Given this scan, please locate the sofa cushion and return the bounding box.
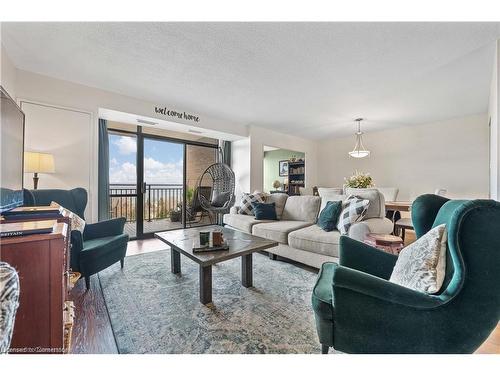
[299,187,314,196]
[317,187,343,196]
[320,193,347,212]
[264,193,288,219]
[211,191,231,207]
[81,234,129,260]
[281,195,321,223]
[252,221,313,244]
[345,188,385,219]
[223,214,273,233]
[288,224,341,257]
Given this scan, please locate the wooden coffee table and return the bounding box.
[154,225,278,305]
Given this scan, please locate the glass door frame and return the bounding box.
[108,125,219,240]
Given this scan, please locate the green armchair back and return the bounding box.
[24,187,87,219]
[24,188,129,289]
[312,194,500,353]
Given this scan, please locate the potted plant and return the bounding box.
[169,202,182,222]
[344,171,374,189]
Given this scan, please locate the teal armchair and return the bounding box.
[24,188,129,290]
[312,194,500,353]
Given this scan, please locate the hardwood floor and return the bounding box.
[70,274,118,354]
[69,238,500,354]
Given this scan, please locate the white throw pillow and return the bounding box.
[317,187,343,197]
[51,201,86,233]
[390,224,447,294]
[337,196,370,235]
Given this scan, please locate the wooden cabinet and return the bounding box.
[0,221,74,353]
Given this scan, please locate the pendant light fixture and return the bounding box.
[348,118,370,158]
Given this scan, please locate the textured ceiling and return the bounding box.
[2,22,500,139]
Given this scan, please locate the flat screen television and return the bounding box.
[0,85,25,213]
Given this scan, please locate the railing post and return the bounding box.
[148,184,152,222]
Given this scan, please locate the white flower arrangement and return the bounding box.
[344,171,374,189]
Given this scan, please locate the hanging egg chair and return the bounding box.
[197,162,235,214]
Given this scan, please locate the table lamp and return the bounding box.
[24,152,55,189]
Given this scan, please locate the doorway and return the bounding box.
[108,126,217,239]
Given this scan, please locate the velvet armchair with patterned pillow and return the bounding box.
[24,188,129,290]
[312,194,500,353]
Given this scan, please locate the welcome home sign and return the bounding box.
[155,106,200,123]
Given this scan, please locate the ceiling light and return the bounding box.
[348,118,371,158]
[188,129,203,134]
[137,118,158,126]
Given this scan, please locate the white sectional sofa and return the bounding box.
[223,191,393,269]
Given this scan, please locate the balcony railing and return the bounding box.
[109,183,183,222]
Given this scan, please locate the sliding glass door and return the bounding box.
[108,126,218,239]
[109,131,138,238]
[141,137,184,235]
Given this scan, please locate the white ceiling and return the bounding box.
[2,22,500,139]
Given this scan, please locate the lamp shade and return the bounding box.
[24,152,55,173]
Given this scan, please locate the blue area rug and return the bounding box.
[99,250,322,353]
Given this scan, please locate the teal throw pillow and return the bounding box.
[251,202,278,220]
[318,201,342,232]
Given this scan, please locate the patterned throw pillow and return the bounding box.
[51,201,86,233]
[390,224,447,294]
[337,195,370,235]
[238,193,266,215]
[0,262,20,353]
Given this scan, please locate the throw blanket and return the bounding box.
[0,262,20,353]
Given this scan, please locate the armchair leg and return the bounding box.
[120,258,125,269]
[85,276,90,290]
[321,344,329,354]
[269,253,278,260]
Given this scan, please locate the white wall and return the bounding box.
[0,44,17,98]
[12,69,248,222]
[231,138,251,200]
[248,125,318,193]
[22,101,93,218]
[318,113,489,201]
[489,40,500,200]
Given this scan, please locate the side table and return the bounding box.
[364,233,404,255]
